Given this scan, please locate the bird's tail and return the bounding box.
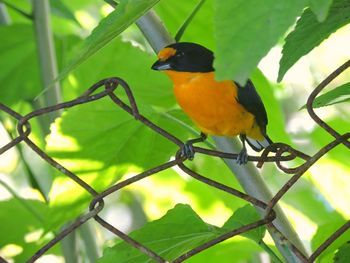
[246,135,273,152]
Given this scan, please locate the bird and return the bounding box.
[151,42,272,164]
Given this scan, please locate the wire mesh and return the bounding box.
[0,60,350,263]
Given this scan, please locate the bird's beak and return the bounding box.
[151,60,172,71]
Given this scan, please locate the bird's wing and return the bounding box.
[235,80,268,133]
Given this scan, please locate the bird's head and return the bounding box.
[151,42,214,73]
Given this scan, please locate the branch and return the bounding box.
[135,9,308,262]
[32,0,61,134]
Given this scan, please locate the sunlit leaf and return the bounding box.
[0,199,54,262]
[97,204,218,262]
[213,0,307,84]
[60,0,160,77]
[63,37,175,108]
[186,239,263,263]
[222,205,266,243]
[278,0,350,82]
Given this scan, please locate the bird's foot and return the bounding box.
[180,133,207,161]
[237,148,248,165]
[181,142,195,160]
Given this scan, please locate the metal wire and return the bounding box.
[0,60,349,263]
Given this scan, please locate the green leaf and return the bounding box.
[310,0,333,21]
[312,219,350,262]
[63,38,175,108]
[278,0,350,82]
[97,204,217,262]
[0,24,41,105]
[60,0,159,78]
[50,0,80,26]
[222,205,266,243]
[186,239,263,263]
[301,82,350,109]
[213,0,307,84]
[175,0,206,42]
[0,199,53,262]
[45,38,191,232]
[334,241,350,263]
[155,0,215,49]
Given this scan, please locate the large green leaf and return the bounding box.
[213,0,307,84]
[46,101,185,172]
[0,25,41,105]
[60,0,160,77]
[278,0,350,82]
[98,204,218,262]
[310,0,333,21]
[222,205,266,243]
[45,37,189,232]
[98,204,265,263]
[62,37,175,108]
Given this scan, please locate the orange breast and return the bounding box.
[165,71,259,137]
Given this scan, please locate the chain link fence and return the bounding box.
[1,60,350,263]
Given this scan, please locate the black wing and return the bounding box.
[235,80,268,134]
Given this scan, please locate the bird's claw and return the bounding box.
[181,142,195,160]
[237,148,248,165]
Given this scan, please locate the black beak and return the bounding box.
[151,60,172,71]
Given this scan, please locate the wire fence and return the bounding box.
[1,60,350,263]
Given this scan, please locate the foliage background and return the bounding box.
[0,0,350,262]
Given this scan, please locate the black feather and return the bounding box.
[235,80,268,134]
[163,42,214,72]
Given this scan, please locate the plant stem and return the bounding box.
[60,225,78,263]
[0,2,11,24]
[32,0,61,134]
[136,11,175,52]
[79,222,99,263]
[135,10,308,262]
[32,1,80,262]
[259,239,284,263]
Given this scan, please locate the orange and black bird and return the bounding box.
[151,42,272,164]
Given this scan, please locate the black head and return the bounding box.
[151,42,214,73]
